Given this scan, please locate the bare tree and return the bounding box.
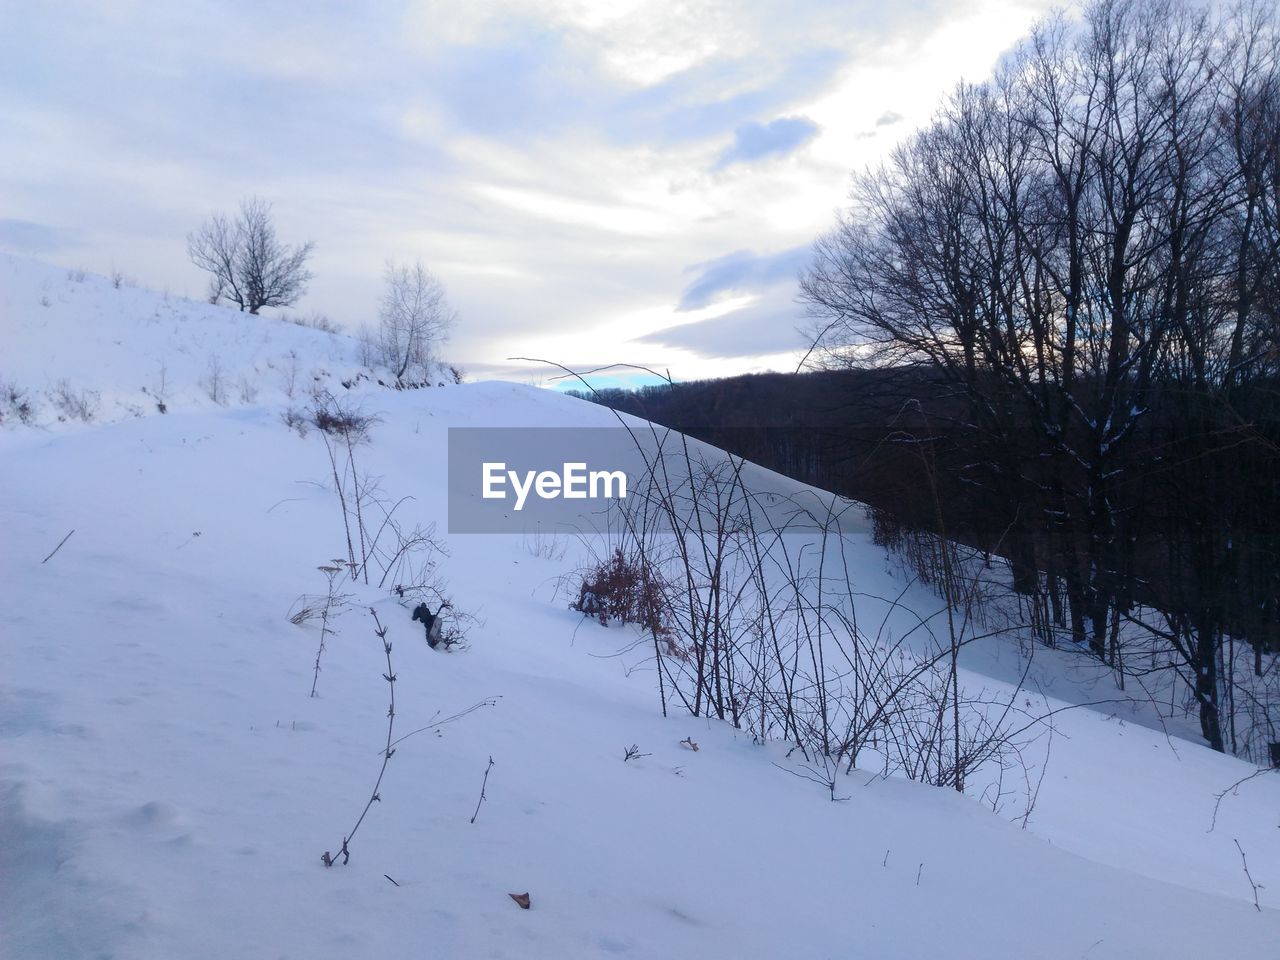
[799,0,1280,758]
[378,260,455,381]
[188,197,314,314]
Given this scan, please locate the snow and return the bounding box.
[2,257,1279,958]
[0,254,370,427]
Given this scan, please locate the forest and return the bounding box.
[579,0,1280,764]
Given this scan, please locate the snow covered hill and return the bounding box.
[0,254,382,429]
[2,260,1278,958]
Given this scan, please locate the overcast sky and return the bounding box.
[1,0,1053,386]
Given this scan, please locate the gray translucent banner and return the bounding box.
[449,427,649,534]
[447,426,868,536]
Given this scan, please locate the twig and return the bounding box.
[1020,711,1055,829]
[470,756,494,824]
[310,563,348,698]
[384,698,499,752]
[1209,768,1274,832]
[769,760,851,801]
[41,529,75,564]
[1233,838,1263,911]
[384,874,400,887]
[175,531,202,550]
[915,863,923,886]
[321,607,396,867]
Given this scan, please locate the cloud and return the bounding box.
[633,295,806,358]
[641,245,813,360]
[0,219,77,254]
[714,116,821,169]
[417,29,597,138]
[418,32,843,149]
[853,110,904,140]
[678,246,809,311]
[617,52,841,145]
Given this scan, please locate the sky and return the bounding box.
[0,0,1054,386]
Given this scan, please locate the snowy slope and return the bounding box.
[2,263,1279,959]
[0,254,373,428]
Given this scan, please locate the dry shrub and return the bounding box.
[572,548,669,638]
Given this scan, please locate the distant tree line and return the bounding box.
[582,0,1280,761]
